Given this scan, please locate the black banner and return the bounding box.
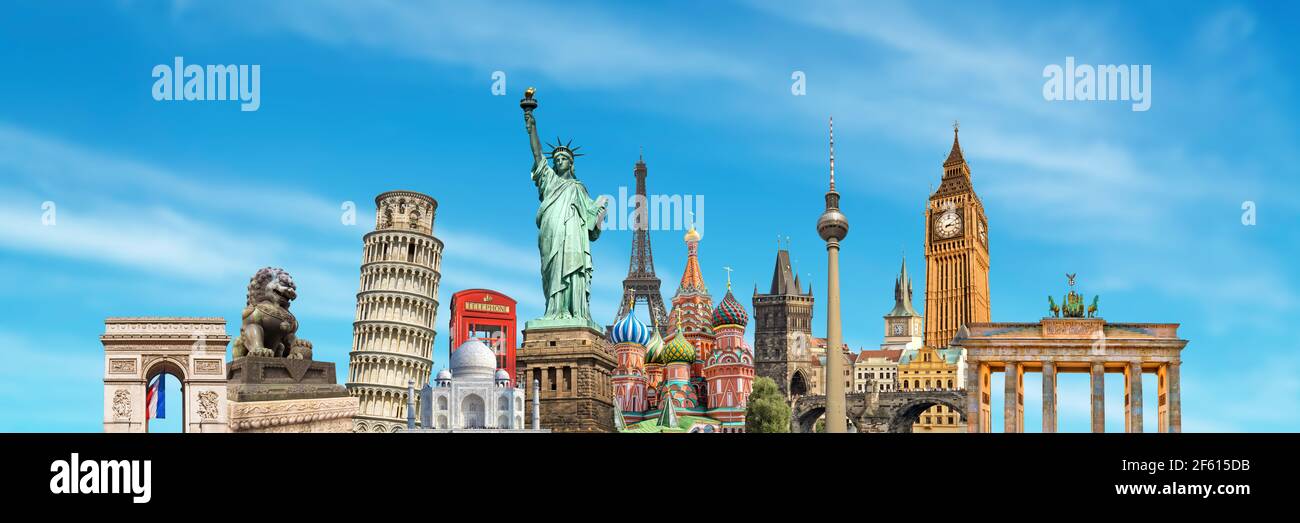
[1,433,1291,511]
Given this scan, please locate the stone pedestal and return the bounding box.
[226,357,358,433]
[517,325,616,433]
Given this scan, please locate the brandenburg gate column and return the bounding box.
[1041,360,1057,433]
[1089,362,1105,433]
[1157,364,1169,433]
[1166,361,1181,433]
[1125,361,1143,433]
[1016,363,1024,432]
[979,364,991,432]
[1003,362,1022,433]
[961,359,977,431]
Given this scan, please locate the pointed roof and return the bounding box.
[659,395,679,427]
[934,123,976,197]
[768,249,801,295]
[613,397,627,431]
[887,254,920,317]
[943,123,966,167]
[678,226,707,293]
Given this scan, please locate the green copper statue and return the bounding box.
[521,87,607,330]
[1053,273,1099,319]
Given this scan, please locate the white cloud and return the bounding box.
[0,193,278,280]
[181,0,757,88]
[0,124,349,235]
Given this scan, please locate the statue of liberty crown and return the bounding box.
[545,137,584,159]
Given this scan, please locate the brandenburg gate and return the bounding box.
[952,317,1187,433]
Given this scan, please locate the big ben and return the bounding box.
[924,123,991,349]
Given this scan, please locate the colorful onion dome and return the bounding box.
[644,328,665,365]
[661,323,697,364]
[609,301,653,347]
[711,289,749,328]
[684,224,701,243]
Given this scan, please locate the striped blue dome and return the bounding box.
[610,303,653,347]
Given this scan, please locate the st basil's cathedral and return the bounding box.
[609,225,757,432]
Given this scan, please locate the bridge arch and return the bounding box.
[887,395,967,433]
[791,391,968,433]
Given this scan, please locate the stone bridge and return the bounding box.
[791,390,967,433]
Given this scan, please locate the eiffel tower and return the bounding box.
[612,153,669,335]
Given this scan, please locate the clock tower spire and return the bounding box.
[923,123,990,349]
[883,253,924,351]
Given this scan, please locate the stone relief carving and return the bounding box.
[197,391,220,420]
[109,359,136,373]
[194,359,222,374]
[112,389,132,420]
[227,397,359,432]
[1042,319,1104,337]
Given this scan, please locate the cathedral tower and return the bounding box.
[347,191,443,433]
[666,224,714,404]
[703,276,755,430]
[752,247,814,398]
[924,125,991,349]
[883,254,924,351]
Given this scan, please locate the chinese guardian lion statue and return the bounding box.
[231,267,313,360]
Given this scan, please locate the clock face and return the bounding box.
[935,210,961,238]
[978,221,987,243]
[892,323,905,336]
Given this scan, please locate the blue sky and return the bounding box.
[0,0,1296,432]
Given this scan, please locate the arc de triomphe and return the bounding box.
[101,317,231,433]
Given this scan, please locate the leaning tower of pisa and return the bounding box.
[346,190,443,433]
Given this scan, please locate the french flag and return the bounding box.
[146,375,165,420]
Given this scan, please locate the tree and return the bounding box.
[745,376,791,433]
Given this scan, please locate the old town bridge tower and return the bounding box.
[753,248,814,398]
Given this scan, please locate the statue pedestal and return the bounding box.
[518,325,616,433]
[226,357,358,433]
[523,316,605,333]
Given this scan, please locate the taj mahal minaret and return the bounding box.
[346,191,444,433]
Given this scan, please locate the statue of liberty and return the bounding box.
[521,87,607,330]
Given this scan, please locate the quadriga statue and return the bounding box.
[231,267,313,360]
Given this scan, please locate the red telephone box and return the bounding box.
[448,289,518,382]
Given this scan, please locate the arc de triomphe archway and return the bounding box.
[102,317,231,433]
